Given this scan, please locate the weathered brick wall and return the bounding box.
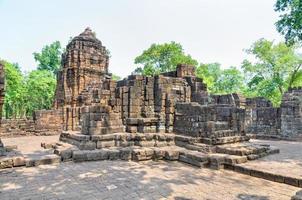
[0,110,62,137]
[78,64,206,135]
[245,97,281,135]
[281,87,302,138]
[174,93,246,138]
[33,109,62,132]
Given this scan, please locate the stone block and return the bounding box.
[153,148,165,160]
[233,165,251,175]
[78,141,96,150]
[284,176,300,187]
[86,150,109,161]
[13,156,25,167]
[120,147,132,160]
[97,140,115,149]
[26,155,60,167]
[274,175,285,183]
[108,149,120,160]
[164,150,179,161]
[0,158,13,169]
[73,150,88,162]
[178,155,206,167]
[137,141,155,147]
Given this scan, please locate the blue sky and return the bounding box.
[0,0,283,78]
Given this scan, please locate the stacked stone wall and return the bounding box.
[0,110,62,137]
[281,87,302,138]
[245,97,281,135]
[174,93,246,138]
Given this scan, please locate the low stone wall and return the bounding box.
[281,88,302,138]
[245,97,281,136]
[0,109,62,137]
[174,101,245,138]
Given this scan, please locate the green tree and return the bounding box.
[214,67,244,94]
[33,41,62,74]
[134,42,198,76]
[197,63,221,93]
[1,60,25,118]
[197,63,244,94]
[23,70,56,116]
[242,39,302,106]
[112,74,121,81]
[275,0,302,45]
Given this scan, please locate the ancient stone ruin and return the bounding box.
[281,88,302,139]
[1,28,302,183]
[38,28,280,170]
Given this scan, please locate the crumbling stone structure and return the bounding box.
[174,93,247,145]
[54,28,279,171]
[54,27,110,131]
[244,97,281,136]
[0,110,62,137]
[281,87,302,139]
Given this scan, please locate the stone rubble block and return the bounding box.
[12,156,25,167]
[120,147,133,160]
[291,190,302,200]
[25,155,60,167]
[0,157,13,169]
[164,149,179,161]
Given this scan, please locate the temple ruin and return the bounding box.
[0,28,302,189]
[45,28,282,169]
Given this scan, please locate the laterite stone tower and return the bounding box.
[54,27,110,130]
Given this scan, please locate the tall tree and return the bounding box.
[275,0,302,45]
[23,70,56,116]
[242,39,302,105]
[1,60,25,118]
[134,42,198,76]
[197,63,244,94]
[33,41,62,74]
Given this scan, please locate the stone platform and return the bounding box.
[3,135,302,190]
[56,131,281,179]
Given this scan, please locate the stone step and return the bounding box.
[71,146,183,162]
[215,144,278,156]
[25,154,61,167]
[0,154,61,169]
[89,126,125,135]
[178,151,209,167]
[225,164,302,188]
[211,130,241,138]
[202,136,250,145]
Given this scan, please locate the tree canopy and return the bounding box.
[33,41,62,75]
[134,42,198,76]
[275,0,302,45]
[242,38,302,105]
[1,60,56,118]
[196,63,244,94]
